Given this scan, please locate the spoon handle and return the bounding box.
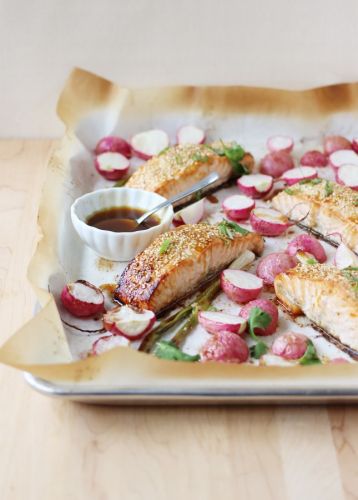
[136,172,220,225]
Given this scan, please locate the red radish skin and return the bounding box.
[272,332,309,360]
[131,129,169,160]
[260,151,294,178]
[222,195,255,221]
[91,335,129,356]
[334,242,358,269]
[198,311,247,335]
[287,234,327,263]
[239,299,279,336]
[330,357,349,364]
[95,136,131,158]
[95,152,130,181]
[177,125,205,145]
[220,269,263,304]
[300,150,328,167]
[324,135,352,155]
[281,166,318,185]
[201,331,249,363]
[249,208,290,237]
[256,252,296,285]
[173,199,205,226]
[267,135,294,154]
[336,165,358,190]
[237,174,273,198]
[352,138,358,154]
[103,305,156,340]
[61,280,105,317]
[329,150,358,170]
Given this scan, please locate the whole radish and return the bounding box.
[256,252,296,285]
[324,135,352,155]
[201,331,249,363]
[272,332,309,360]
[287,234,327,263]
[95,136,131,158]
[61,280,105,317]
[300,150,328,167]
[260,151,294,178]
[239,298,279,336]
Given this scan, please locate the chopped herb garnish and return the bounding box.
[284,188,296,195]
[306,257,318,265]
[113,178,128,187]
[248,307,271,340]
[324,180,334,197]
[298,339,321,365]
[299,178,322,185]
[354,198,358,206]
[159,238,172,254]
[158,146,170,156]
[154,341,200,362]
[250,341,268,359]
[206,305,219,312]
[218,220,249,240]
[341,267,358,295]
[191,153,209,163]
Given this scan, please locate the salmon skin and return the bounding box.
[274,263,358,351]
[115,223,264,313]
[271,179,358,253]
[126,143,254,203]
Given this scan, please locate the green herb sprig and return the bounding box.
[218,220,249,240]
[211,140,248,177]
[247,307,271,359]
[298,339,321,365]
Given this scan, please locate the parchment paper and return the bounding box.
[1,67,358,387]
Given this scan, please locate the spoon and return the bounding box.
[129,172,220,230]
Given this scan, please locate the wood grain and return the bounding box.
[0,140,356,500]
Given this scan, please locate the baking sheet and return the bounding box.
[1,67,358,399]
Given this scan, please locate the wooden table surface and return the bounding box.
[0,139,357,500]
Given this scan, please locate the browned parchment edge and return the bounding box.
[1,66,358,385]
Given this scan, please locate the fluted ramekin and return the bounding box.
[71,187,173,261]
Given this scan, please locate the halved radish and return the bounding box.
[198,311,247,335]
[61,280,105,318]
[329,150,358,170]
[352,138,358,154]
[256,252,296,285]
[201,331,249,363]
[95,136,131,158]
[260,151,294,178]
[281,166,318,185]
[267,135,294,153]
[336,165,358,190]
[237,174,273,198]
[324,135,352,155]
[95,152,130,181]
[287,234,327,263]
[222,195,255,221]
[177,125,205,145]
[300,150,328,167]
[103,305,156,340]
[249,208,289,236]
[272,332,309,360]
[334,242,358,269]
[131,129,169,160]
[220,269,263,304]
[239,299,279,336]
[92,334,129,356]
[173,199,205,226]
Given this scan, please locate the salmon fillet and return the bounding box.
[115,223,264,313]
[274,263,358,351]
[271,179,358,253]
[126,143,254,202]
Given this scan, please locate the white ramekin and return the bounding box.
[71,187,173,261]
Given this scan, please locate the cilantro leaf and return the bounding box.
[154,341,200,362]
[298,339,321,365]
[248,307,271,340]
[159,238,172,254]
[324,180,334,197]
[218,220,249,240]
[213,140,248,177]
[250,341,268,359]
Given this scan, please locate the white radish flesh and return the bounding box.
[267,135,294,153]
[95,136,131,158]
[281,166,318,185]
[95,152,130,180]
[334,242,358,269]
[177,125,205,145]
[221,269,263,304]
[61,280,104,317]
[260,151,294,178]
[324,135,352,155]
[222,195,255,221]
[249,208,289,236]
[198,311,247,335]
[173,199,205,226]
[300,150,328,167]
[103,305,156,340]
[92,335,129,356]
[237,174,273,198]
[131,129,169,160]
[336,165,358,190]
[329,150,358,170]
